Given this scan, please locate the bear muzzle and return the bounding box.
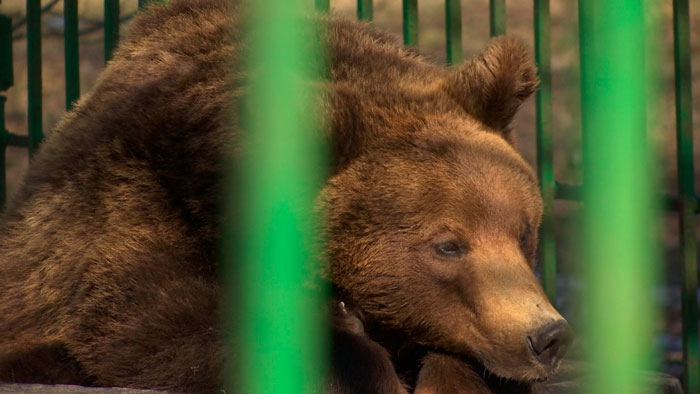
[527,319,573,369]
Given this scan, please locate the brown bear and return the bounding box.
[0,1,572,393]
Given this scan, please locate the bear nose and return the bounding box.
[527,320,573,367]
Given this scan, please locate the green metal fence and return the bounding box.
[0,1,698,393]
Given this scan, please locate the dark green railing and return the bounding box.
[64,0,79,110]
[26,0,42,155]
[0,1,698,393]
[673,0,700,392]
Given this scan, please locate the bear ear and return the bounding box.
[444,36,539,141]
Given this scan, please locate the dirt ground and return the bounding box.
[1,0,699,381]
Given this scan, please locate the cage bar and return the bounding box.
[402,0,418,46]
[534,0,555,303]
[0,15,11,92]
[489,0,505,36]
[579,1,656,393]
[0,95,5,211]
[315,0,330,12]
[228,0,328,392]
[104,0,120,63]
[673,0,700,392]
[445,0,462,65]
[0,15,10,210]
[27,0,43,155]
[358,0,373,21]
[64,0,80,111]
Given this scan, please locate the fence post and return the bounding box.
[104,0,120,63]
[26,0,43,155]
[534,0,556,303]
[579,1,657,393]
[445,0,462,65]
[0,14,12,210]
[489,0,505,36]
[358,0,373,21]
[64,0,80,110]
[402,0,418,46]
[672,0,700,392]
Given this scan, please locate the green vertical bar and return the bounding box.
[0,15,12,92]
[229,0,327,393]
[673,0,700,392]
[402,0,418,46]
[580,1,656,394]
[138,0,164,10]
[357,0,373,21]
[104,0,120,63]
[315,0,330,12]
[445,0,462,65]
[64,0,80,111]
[0,95,5,210]
[489,0,505,37]
[534,0,555,303]
[27,0,43,155]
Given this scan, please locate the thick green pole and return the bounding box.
[104,0,120,63]
[489,0,505,37]
[229,0,328,393]
[27,0,43,155]
[579,2,656,394]
[402,0,418,46]
[358,0,373,21]
[64,0,80,110]
[445,0,462,65]
[534,0,556,303]
[673,0,700,392]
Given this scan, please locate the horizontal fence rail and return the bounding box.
[0,1,698,393]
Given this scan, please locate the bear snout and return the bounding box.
[527,320,573,368]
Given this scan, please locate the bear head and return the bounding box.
[321,36,572,383]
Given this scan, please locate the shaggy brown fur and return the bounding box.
[0,1,570,393]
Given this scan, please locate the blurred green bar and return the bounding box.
[534,0,555,303]
[402,0,418,46]
[445,0,462,65]
[104,0,120,63]
[64,0,80,111]
[489,0,505,36]
[358,0,373,21]
[229,0,328,393]
[579,2,656,394]
[315,0,330,12]
[27,0,43,155]
[673,0,700,392]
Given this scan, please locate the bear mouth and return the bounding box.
[440,350,540,390]
[396,345,542,392]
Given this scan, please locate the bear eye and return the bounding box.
[434,241,464,257]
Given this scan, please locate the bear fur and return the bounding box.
[0,1,570,393]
